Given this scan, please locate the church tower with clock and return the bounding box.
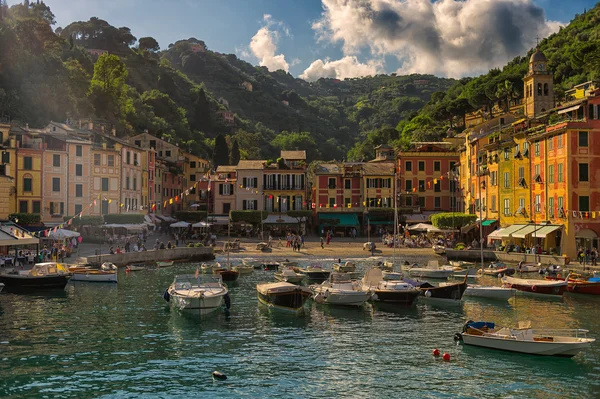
[523,48,554,118]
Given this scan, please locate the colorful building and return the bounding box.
[211,165,236,215]
[11,126,44,218]
[0,123,16,219]
[263,151,307,213]
[235,160,265,211]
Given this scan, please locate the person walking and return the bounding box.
[320,236,324,249]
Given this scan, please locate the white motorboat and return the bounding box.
[126,264,146,272]
[101,262,117,271]
[333,261,356,273]
[457,320,595,357]
[432,245,446,255]
[312,273,371,306]
[71,266,118,283]
[242,259,263,269]
[517,262,541,273]
[157,260,174,268]
[257,282,312,314]
[201,262,221,274]
[449,261,475,268]
[164,274,229,316]
[274,268,306,284]
[463,285,516,300]
[382,271,404,281]
[408,260,453,279]
[233,264,253,274]
[362,268,419,306]
[453,268,481,279]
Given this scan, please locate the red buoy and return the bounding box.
[442,352,451,361]
[432,348,440,357]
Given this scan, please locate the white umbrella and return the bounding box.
[47,229,81,239]
[407,223,440,232]
[170,221,191,228]
[190,204,201,208]
[192,221,211,228]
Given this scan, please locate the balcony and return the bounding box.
[263,185,305,191]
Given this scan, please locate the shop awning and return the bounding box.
[487,228,505,240]
[481,219,497,226]
[511,224,538,238]
[531,224,562,238]
[319,213,359,227]
[405,214,429,223]
[499,224,529,238]
[264,214,305,224]
[207,215,231,225]
[366,215,393,225]
[558,104,581,114]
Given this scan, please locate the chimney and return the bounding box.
[111,128,116,136]
[88,121,93,131]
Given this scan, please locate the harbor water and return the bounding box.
[1,255,599,398]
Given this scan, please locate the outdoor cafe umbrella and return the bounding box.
[170,221,191,228]
[46,229,81,240]
[406,223,440,233]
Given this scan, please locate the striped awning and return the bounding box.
[511,224,538,238]
[498,224,529,238]
[558,104,581,114]
[531,225,562,238]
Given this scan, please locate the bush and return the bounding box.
[194,242,204,247]
[104,214,145,224]
[175,211,207,222]
[455,242,466,250]
[9,213,41,225]
[230,210,267,225]
[431,213,476,229]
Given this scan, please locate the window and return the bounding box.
[418,161,425,171]
[405,197,413,207]
[579,163,589,182]
[344,198,351,208]
[535,195,541,213]
[518,167,524,179]
[503,172,510,188]
[548,165,554,183]
[23,177,32,192]
[165,150,171,157]
[557,134,563,148]
[580,196,590,212]
[434,180,441,192]
[490,171,497,186]
[491,195,496,211]
[504,199,510,216]
[534,164,541,182]
[53,154,60,167]
[579,131,589,147]
[149,140,156,149]
[548,197,554,217]
[49,202,54,215]
[75,204,82,215]
[24,156,32,170]
[135,140,141,147]
[434,161,440,172]
[221,184,232,195]
[558,196,564,215]
[133,178,137,191]
[381,178,391,188]
[190,174,196,182]
[134,153,138,165]
[76,184,83,197]
[126,152,131,164]
[52,178,60,192]
[537,83,542,95]
[418,197,425,208]
[519,198,525,214]
[102,177,109,191]
[544,83,549,96]
[504,148,509,160]
[328,177,336,189]
[19,200,27,213]
[534,142,540,156]
[108,155,114,167]
[76,164,83,176]
[328,197,335,207]
[418,180,425,192]
[94,154,101,166]
[549,137,554,150]
[405,180,412,191]
[405,161,412,172]
[33,201,41,214]
[76,145,82,157]
[434,197,441,209]
[522,142,529,156]
[345,179,351,189]
[125,176,130,190]
[558,163,564,182]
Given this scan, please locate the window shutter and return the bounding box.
[243,200,247,210]
[253,177,257,188]
[254,200,258,210]
[301,174,305,189]
[243,177,247,188]
[229,183,233,194]
[219,184,223,195]
[263,174,267,188]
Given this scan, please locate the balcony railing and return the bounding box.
[263,185,305,190]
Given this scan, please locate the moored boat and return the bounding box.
[450,260,475,268]
[262,262,280,271]
[312,273,370,306]
[274,268,305,284]
[419,276,467,303]
[163,273,229,316]
[214,268,239,282]
[242,259,263,269]
[126,264,146,272]
[456,320,595,357]
[362,268,419,306]
[0,262,71,290]
[233,264,253,274]
[463,285,516,300]
[408,261,453,279]
[71,267,117,283]
[432,244,446,255]
[382,271,404,281]
[501,275,567,297]
[157,260,174,268]
[256,282,312,313]
[481,262,515,277]
[453,268,480,279]
[517,262,541,273]
[333,261,356,273]
[300,264,331,283]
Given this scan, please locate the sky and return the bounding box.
[11,0,597,81]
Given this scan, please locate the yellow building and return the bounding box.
[524,49,554,118]
[263,151,307,213]
[0,123,16,219]
[10,126,44,217]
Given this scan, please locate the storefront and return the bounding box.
[575,228,599,253]
[318,213,360,237]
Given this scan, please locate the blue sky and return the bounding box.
[12,0,596,80]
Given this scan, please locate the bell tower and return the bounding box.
[523,49,554,118]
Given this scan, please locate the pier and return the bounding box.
[85,247,215,267]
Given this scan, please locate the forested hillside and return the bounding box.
[0,1,599,164]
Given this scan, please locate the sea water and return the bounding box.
[0,255,598,398]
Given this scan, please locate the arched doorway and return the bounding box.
[575,228,598,253]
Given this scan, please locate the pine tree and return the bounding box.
[212,134,229,168]
[230,139,240,166]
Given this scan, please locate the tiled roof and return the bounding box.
[281,150,306,160]
[236,160,266,170]
[314,163,342,174]
[216,165,237,173]
[362,162,395,176]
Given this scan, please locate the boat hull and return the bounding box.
[169,292,225,316]
[371,289,419,306]
[274,274,305,284]
[71,272,117,283]
[502,276,567,297]
[420,281,467,302]
[233,266,253,274]
[409,269,453,279]
[567,281,600,295]
[462,333,592,357]
[313,289,370,306]
[464,286,515,300]
[215,270,239,282]
[257,288,311,313]
[157,261,174,267]
[0,274,70,290]
[305,271,331,283]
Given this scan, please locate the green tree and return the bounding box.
[138,36,159,52]
[230,139,240,165]
[88,53,132,124]
[212,133,229,167]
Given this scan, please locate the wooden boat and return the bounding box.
[501,275,567,297]
[457,320,595,357]
[71,267,117,283]
[299,264,331,283]
[256,282,312,314]
[362,268,419,306]
[233,265,253,274]
[163,274,229,316]
[274,268,306,284]
[213,268,239,282]
[312,273,371,306]
[419,276,468,303]
[463,285,516,301]
[517,262,541,273]
[157,260,174,268]
[481,262,515,277]
[408,261,453,279]
[126,264,146,272]
[0,262,71,290]
[546,274,600,295]
[432,245,446,255]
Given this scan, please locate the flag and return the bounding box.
[169,198,174,204]
[152,203,156,210]
[163,201,167,207]
[103,196,108,201]
[108,199,112,203]
[225,178,228,183]
[433,179,438,184]
[412,188,416,192]
[347,203,351,208]
[120,203,124,207]
[93,200,97,206]
[427,181,431,188]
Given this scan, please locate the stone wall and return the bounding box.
[86,247,214,267]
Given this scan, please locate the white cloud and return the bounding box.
[300,56,383,81]
[246,14,290,72]
[312,0,563,77]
